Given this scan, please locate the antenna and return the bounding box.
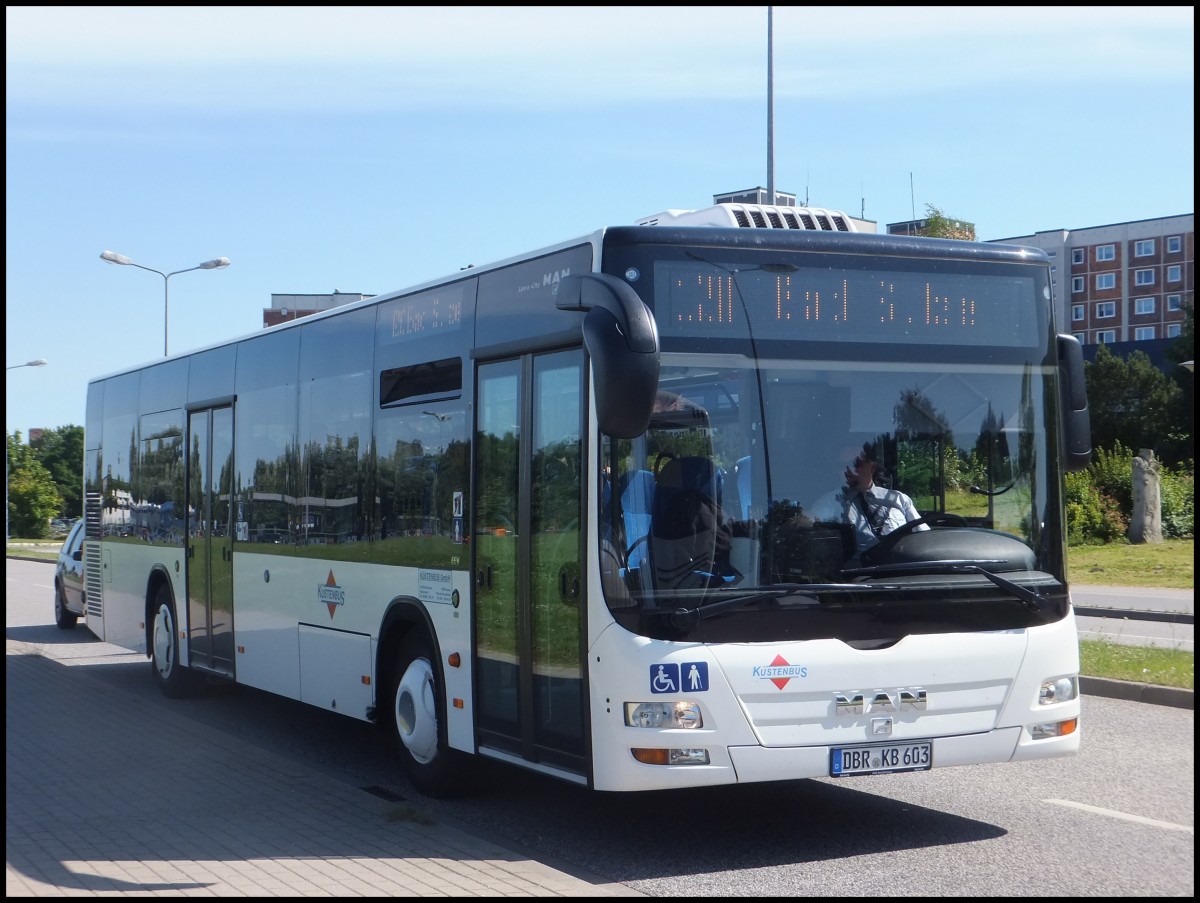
[766,7,775,205]
[910,172,916,221]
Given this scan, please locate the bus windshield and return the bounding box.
[598,245,1067,642]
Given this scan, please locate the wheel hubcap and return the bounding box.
[152,604,175,679]
[395,656,438,764]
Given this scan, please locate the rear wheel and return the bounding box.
[150,585,194,698]
[387,630,466,798]
[54,583,78,629]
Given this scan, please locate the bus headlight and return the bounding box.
[624,701,703,729]
[1038,676,1078,705]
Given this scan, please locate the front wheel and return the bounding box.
[386,630,468,798]
[150,586,194,698]
[54,583,78,629]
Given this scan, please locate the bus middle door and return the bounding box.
[185,404,236,678]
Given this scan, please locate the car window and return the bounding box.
[62,521,84,555]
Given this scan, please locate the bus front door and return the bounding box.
[185,405,236,678]
[475,351,586,777]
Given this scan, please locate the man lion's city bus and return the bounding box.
[81,202,1091,796]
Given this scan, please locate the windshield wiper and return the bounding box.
[656,582,910,628]
[841,560,1048,611]
[655,584,807,628]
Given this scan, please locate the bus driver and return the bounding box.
[811,442,928,561]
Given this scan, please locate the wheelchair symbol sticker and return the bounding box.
[650,662,708,694]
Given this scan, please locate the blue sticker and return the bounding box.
[681,661,709,692]
[650,663,679,694]
[649,662,708,694]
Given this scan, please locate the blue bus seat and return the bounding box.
[620,469,656,573]
[649,456,733,589]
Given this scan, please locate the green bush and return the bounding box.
[1064,470,1127,544]
[1073,442,1193,542]
[1090,442,1134,514]
[1160,461,1195,539]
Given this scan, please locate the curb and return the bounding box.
[1079,676,1193,709]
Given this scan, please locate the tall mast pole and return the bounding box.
[767,6,775,205]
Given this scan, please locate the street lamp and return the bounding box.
[6,358,49,543]
[6,359,48,371]
[100,251,231,357]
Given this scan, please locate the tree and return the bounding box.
[1163,301,1194,461]
[917,204,976,241]
[1164,299,1194,370]
[7,431,62,538]
[1084,343,1184,459]
[30,424,84,518]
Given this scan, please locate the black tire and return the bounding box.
[386,630,467,798]
[150,585,194,698]
[53,582,78,630]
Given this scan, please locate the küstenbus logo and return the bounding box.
[318,570,345,619]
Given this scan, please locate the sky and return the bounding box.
[5,6,1195,438]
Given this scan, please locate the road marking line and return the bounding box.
[1046,799,1194,834]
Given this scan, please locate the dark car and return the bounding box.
[53,519,86,629]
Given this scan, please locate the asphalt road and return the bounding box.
[6,558,1194,897]
[1073,584,1193,652]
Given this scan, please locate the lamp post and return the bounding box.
[6,358,49,543]
[100,251,231,356]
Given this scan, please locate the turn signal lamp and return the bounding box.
[1030,717,1078,740]
[631,747,710,766]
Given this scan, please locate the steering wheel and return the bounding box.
[651,452,676,477]
[862,516,929,564]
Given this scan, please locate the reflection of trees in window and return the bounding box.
[136,420,183,540]
[892,388,955,510]
[303,434,364,542]
[973,404,1011,488]
[189,433,203,535]
[534,438,580,532]
[236,379,300,546]
[476,432,518,533]
[376,423,468,543]
[1020,365,1041,545]
[380,437,433,537]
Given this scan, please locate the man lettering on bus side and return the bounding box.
[811,441,927,562]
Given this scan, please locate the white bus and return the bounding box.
[81,202,1092,796]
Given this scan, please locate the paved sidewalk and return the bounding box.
[5,646,641,898]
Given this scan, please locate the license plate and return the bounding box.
[830,741,932,776]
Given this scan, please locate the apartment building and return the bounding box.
[995,214,1193,350]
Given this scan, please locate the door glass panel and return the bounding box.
[186,406,235,676]
[531,351,584,755]
[475,361,522,741]
[186,410,212,665]
[209,406,235,672]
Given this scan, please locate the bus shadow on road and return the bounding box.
[6,623,146,665]
[423,756,1010,882]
